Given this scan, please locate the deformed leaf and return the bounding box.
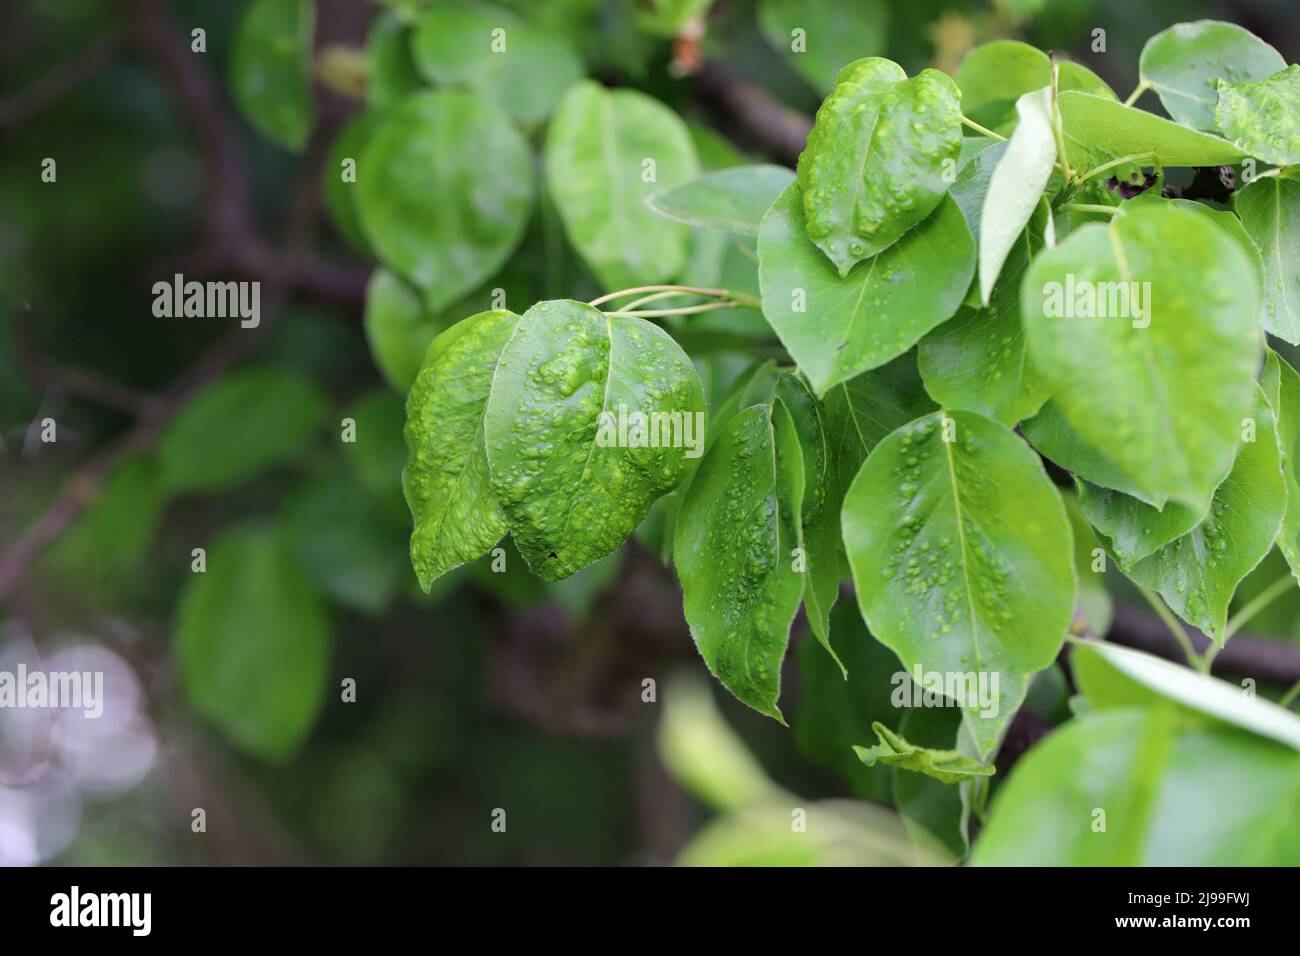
[798,58,962,275]
[842,410,1076,756]
[484,300,705,580]
[404,309,520,589]
[1236,174,1300,344]
[229,0,314,151]
[1215,64,1300,166]
[1022,204,1262,511]
[646,165,794,236]
[1058,91,1246,171]
[545,82,699,291]
[758,183,974,396]
[1138,20,1285,130]
[1126,384,1285,643]
[854,721,995,784]
[357,90,534,312]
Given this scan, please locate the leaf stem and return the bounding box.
[587,284,731,307]
[1122,80,1152,108]
[1223,573,1297,643]
[1280,679,1300,710]
[604,301,738,319]
[1074,151,1158,185]
[1049,57,1074,184]
[1137,585,1200,667]
[959,115,1006,141]
[1057,202,1121,216]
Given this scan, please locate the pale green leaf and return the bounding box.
[1262,350,1300,584]
[1058,91,1247,170]
[956,40,1114,118]
[1215,64,1300,166]
[854,721,995,784]
[645,165,794,236]
[1235,173,1300,344]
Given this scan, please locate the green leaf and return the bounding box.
[854,721,994,784]
[1215,65,1300,166]
[674,404,805,722]
[357,89,533,312]
[1073,641,1300,750]
[1125,384,1285,643]
[364,269,446,392]
[978,88,1055,305]
[404,310,520,589]
[229,0,314,151]
[484,300,705,580]
[645,165,794,236]
[341,389,408,512]
[1077,479,1204,568]
[920,202,1052,426]
[1022,204,1262,510]
[545,81,699,291]
[757,0,889,94]
[1139,20,1285,131]
[1023,400,1155,504]
[1262,351,1300,585]
[956,40,1114,117]
[1236,174,1300,344]
[842,410,1076,755]
[411,1,583,124]
[323,111,379,256]
[159,367,327,494]
[798,58,961,275]
[971,707,1300,865]
[366,10,423,108]
[757,183,974,396]
[1058,91,1246,170]
[176,525,331,762]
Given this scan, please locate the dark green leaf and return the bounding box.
[229,0,314,151]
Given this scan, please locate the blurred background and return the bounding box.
[2,0,1299,866]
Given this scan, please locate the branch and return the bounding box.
[0,32,123,132]
[694,62,811,167]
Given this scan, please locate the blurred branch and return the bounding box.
[0,32,122,133]
[694,62,811,167]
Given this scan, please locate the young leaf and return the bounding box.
[1022,204,1262,511]
[176,525,331,762]
[229,0,314,151]
[919,205,1052,425]
[798,58,962,275]
[404,310,520,589]
[364,269,446,392]
[645,165,794,236]
[674,404,805,722]
[971,708,1300,865]
[484,300,705,580]
[1236,174,1300,344]
[842,410,1076,756]
[357,90,534,312]
[1214,64,1300,166]
[1058,91,1246,170]
[757,183,974,396]
[545,82,699,291]
[1261,350,1300,585]
[1125,384,1285,643]
[159,367,327,494]
[853,721,994,784]
[410,1,583,124]
[757,0,890,94]
[978,88,1055,305]
[956,40,1114,119]
[1139,20,1285,131]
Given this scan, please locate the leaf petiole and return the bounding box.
[1056,202,1122,216]
[1073,151,1159,185]
[1137,584,1200,667]
[1122,80,1152,108]
[1223,573,1297,643]
[959,115,1006,142]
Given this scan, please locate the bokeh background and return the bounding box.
[2,0,1298,866]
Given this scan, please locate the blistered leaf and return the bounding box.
[798,58,961,275]
[1215,65,1300,166]
[357,90,533,312]
[176,525,331,762]
[1126,385,1284,643]
[545,82,699,290]
[364,269,445,392]
[1022,205,1261,511]
[1058,91,1246,170]
[411,1,583,124]
[842,410,1076,755]
[159,367,327,494]
[1262,351,1300,585]
[404,310,520,589]
[646,165,794,236]
[920,200,1052,427]
[1236,175,1300,344]
[978,89,1055,305]
[1139,20,1285,130]
[674,404,805,722]
[484,300,704,580]
[971,707,1300,865]
[854,721,994,784]
[757,183,973,396]
[229,0,314,151]
[956,40,1113,120]
[757,0,889,94]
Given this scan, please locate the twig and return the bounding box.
[0,32,122,132]
[694,62,811,167]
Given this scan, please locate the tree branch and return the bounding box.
[694,62,811,167]
[0,32,123,132]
